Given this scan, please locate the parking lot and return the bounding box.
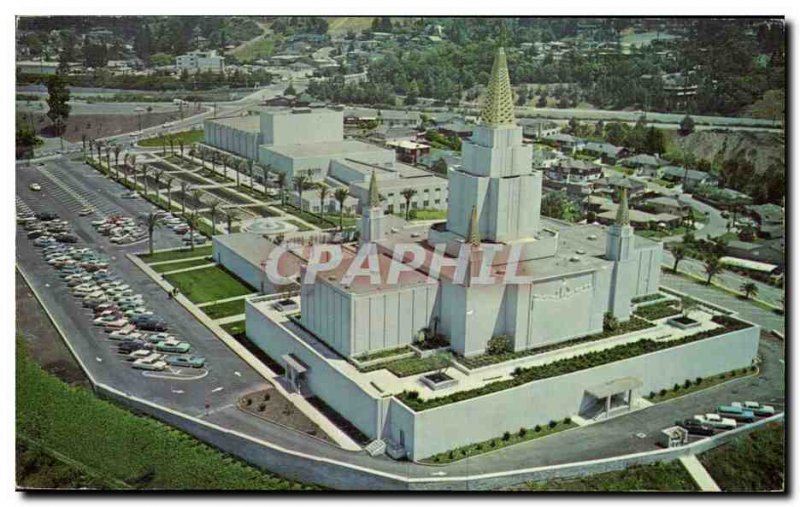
[16,158,268,416]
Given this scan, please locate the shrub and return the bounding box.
[243,398,252,406]
[534,425,542,433]
[490,440,497,448]
[750,365,757,372]
[518,428,527,438]
[695,377,703,386]
[502,431,511,441]
[263,393,271,401]
[475,443,483,451]
[684,379,692,388]
[673,383,680,392]
[659,388,667,396]
[563,417,572,425]
[548,420,557,429]
[487,335,513,355]
[406,391,420,400]
[603,312,619,332]
[258,403,266,412]
[448,451,455,460]
[648,391,656,399]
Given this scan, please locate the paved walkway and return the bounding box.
[127,252,362,452]
[159,262,217,275]
[147,254,210,267]
[215,314,247,325]
[680,455,721,492]
[195,293,256,308]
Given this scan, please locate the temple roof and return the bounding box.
[616,187,630,226]
[367,171,380,208]
[467,205,480,247]
[480,47,515,126]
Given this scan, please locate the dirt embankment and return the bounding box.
[20,110,182,143]
[676,129,785,177]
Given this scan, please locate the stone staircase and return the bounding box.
[365,439,386,456]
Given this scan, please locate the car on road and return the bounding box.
[78,207,94,216]
[121,191,139,199]
[29,183,42,191]
[166,355,206,368]
[675,419,715,436]
[694,413,737,430]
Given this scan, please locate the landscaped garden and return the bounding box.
[150,257,213,274]
[139,245,212,264]
[16,339,311,490]
[275,204,337,229]
[398,315,752,411]
[202,298,247,320]
[634,300,682,321]
[164,265,254,304]
[359,351,453,377]
[646,366,757,403]
[422,418,577,464]
[699,422,784,492]
[138,129,204,148]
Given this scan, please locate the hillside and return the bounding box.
[675,129,785,202]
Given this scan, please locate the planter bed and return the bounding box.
[634,300,682,321]
[398,315,751,412]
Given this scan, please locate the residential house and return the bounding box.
[582,142,629,165]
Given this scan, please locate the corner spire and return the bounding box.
[480,47,515,126]
[616,187,630,226]
[367,171,380,208]
[467,205,481,247]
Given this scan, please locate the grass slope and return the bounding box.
[512,461,697,492]
[16,339,313,490]
[165,265,254,304]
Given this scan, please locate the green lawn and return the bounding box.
[137,130,204,148]
[423,419,577,464]
[276,204,337,229]
[285,218,312,232]
[16,339,312,490]
[151,257,213,274]
[699,422,785,492]
[220,319,246,338]
[409,209,448,221]
[165,265,254,304]
[360,353,453,377]
[512,461,697,491]
[202,299,247,320]
[140,246,213,264]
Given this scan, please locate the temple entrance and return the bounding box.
[580,377,642,421]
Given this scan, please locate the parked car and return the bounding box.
[78,207,94,216]
[137,320,168,332]
[166,355,206,368]
[717,405,756,423]
[154,340,191,354]
[694,413,737,430]
[132,354,167,371]
[117,340,150,354]
[731,401,776,417]
[29,183,42,191]
[675,419,715,436]
[103,318,130,331]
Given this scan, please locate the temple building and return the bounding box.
[220,47,760,461]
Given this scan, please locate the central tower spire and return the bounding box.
[480,47,515,126]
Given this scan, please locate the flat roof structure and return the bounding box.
[206,114,261,132]
[266,140,390,159]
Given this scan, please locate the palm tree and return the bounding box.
[132,163,140,193]
[179,139,184,159]
[401,188,418,220]
[168,136,174,155]
[198,146,206,168]
[207,198,222,235]
[180,181,189,215]
[234,159,241,187]
[334,187,350,230]
[740,281,759,300]
[142,211,164,256]
[140,166,151,197]
[704,254,722,285]
[247,160,255,193]
[261,165,271,198]
[164,175,175,210]
[187,210,199,251]
[88,139,95,159]
[152,169,165,202]
[317,182,329,216]
[671,243,687,273]
[105,146,112,173]
[222,208,239,234]
[293,174,311,211]
[276,172,287,206]
[81,134,87,152]
[128,154,137,187]
[113,144,121,168]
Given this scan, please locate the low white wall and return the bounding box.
[395,324,759,460]
[212,238,265,293]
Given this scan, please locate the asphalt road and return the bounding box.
[15,156,786,486]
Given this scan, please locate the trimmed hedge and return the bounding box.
[398,315,751,411]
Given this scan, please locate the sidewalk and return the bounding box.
[195,293,256,308]
[127,252,362,452]
[680,455,721,492]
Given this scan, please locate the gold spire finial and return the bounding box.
[467,205,481,247]
[368,171,380,208]
[616,187,630,226]
[480,47,515,126]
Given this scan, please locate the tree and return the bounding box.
[207,198,221,235]
[704,254,723,285]
[187,211,200,251]
[680,297,698,318]
[671,243,687,273]
[16,122,41,160]
[189,188,205,219]
[180,181,189,215]
[400,188,418,220]
[432,158,448,175]
[276,172,287,206]
[164,175,175,210]
[334,187,350,230]
[140,166,151,197]
[284,81,297,96]
[142,211,164,256]
[113,145,121,168]
[316,182,329,216]
[293,174,311,211]
[679,114,695,137]
[46,73,71,148]
[222,208,239,234]
[740,281,759,300]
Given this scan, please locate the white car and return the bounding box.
[694,413,737,430]
[29,183,42,191]
[132,354,167,371]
